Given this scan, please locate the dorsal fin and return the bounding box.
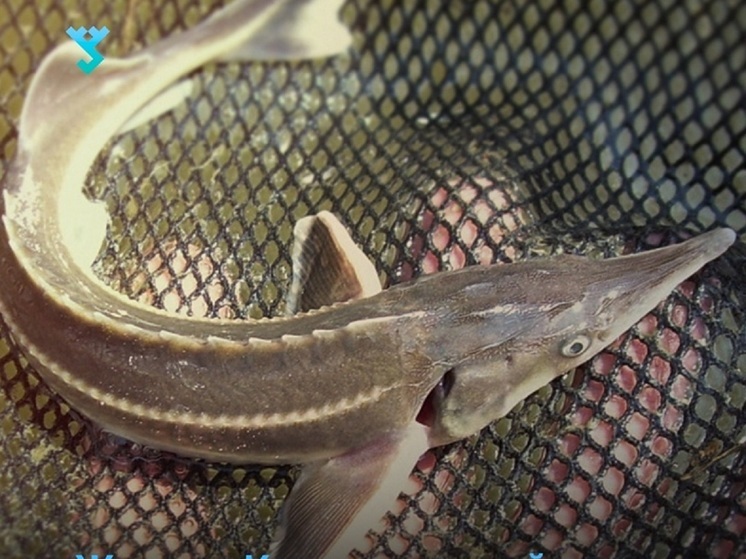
[285,211,382,314]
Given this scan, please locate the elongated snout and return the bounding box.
[425,227,736,447]
[584,228,736,344]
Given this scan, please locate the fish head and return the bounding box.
[424,228,735,446]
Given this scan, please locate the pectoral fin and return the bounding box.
[286,211,382,314]
[271,423,430,559]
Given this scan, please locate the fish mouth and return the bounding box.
[416,368,456,428]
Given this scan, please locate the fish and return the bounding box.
[0,0,736,557]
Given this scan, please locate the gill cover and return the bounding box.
[428,228,735,445]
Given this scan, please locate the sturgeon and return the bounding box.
[0,0,736,557]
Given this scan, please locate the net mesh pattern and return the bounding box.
[0,0,745,558]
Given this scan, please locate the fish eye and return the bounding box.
[560,335,591,357]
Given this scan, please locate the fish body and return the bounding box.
[0,0,736,557]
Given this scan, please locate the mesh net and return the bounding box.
[1,0,745,558]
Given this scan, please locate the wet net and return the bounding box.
[0,0,744,558]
